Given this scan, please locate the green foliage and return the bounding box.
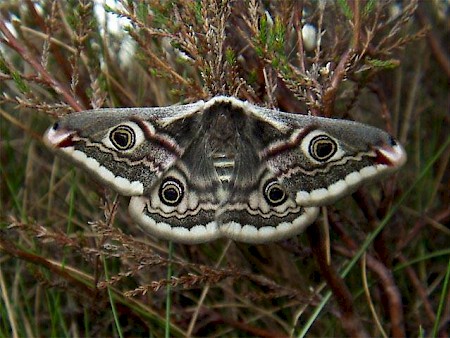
[362,0,377,17]
[225,47,236,65]
[193,1,204,24]
[0,54,29,93]
[0,53,9,74]
[256,14,286,55]
[136,2,149,22]
[366,57,401,70]
[337,0,353,19]
[255,13,268,56]
[271,17,286,53]
[337,0,377,20]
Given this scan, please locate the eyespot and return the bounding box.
[263,179,287,206]
[309,135,337,161]
[159,177,184,206]
[109,125,136,150]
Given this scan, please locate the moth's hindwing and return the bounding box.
[45,96,406,243]
[129,136,224,244]
[218,169,320,243]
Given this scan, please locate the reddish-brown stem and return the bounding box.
[0,236,95,297]
[23,3,69,84]
[416,6,450,79]
[352,0,361,50]
[322,48,354,117]
[291,2,320,115]
[397,254,436,325]
[23,0,91,108]
[220,317,288,338]
[353,189,391,268]
[333,245,406,338]
[293,1,306,74]
[0,18,84,112]
[306,224,369,338]
[396,208,450,253]
[329,213,406,337]
[367,82,394,134]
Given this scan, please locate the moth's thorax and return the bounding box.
[203,104,243,186]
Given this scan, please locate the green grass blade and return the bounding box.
[165,241,174,338]
[104,258,124,338]
[432,257,450,337]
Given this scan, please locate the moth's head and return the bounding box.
[44,111,92,150]
[44,120,78,149]
[372,134,406,169]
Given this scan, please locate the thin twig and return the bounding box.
[330,213,406,337]
[352,0,361,50]
[322,48,354,117]
[397,254,436,325]
[353,189,391,268]
[306,224,369,338]
[361,253,388,338]
[334,245,406,337]
[416,6,450,79]
[0,18,84,111]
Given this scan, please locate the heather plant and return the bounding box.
[1,1,449,337]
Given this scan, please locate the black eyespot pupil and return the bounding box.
[114,132,129,148]
[309,135,337,161]
[52,122,59,130]
[159,177,184,206]
[164,187,178,202]
[269,186,284,202]
[110,125,135,150]
[263,180,287,206]
[316,141,333,158]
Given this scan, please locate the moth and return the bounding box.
[44,96,406,244]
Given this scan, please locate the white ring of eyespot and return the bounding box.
[109,125,135,150]
[263,180,287,206]
[101,121,145,153]
[301,130,345,164]
[309,134,337,161]
[159,178,184,206]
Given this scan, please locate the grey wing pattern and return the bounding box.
[44,102,204,196]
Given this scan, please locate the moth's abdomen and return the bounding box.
[212,152,235,184]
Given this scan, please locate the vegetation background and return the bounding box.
[1,0,449,337]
